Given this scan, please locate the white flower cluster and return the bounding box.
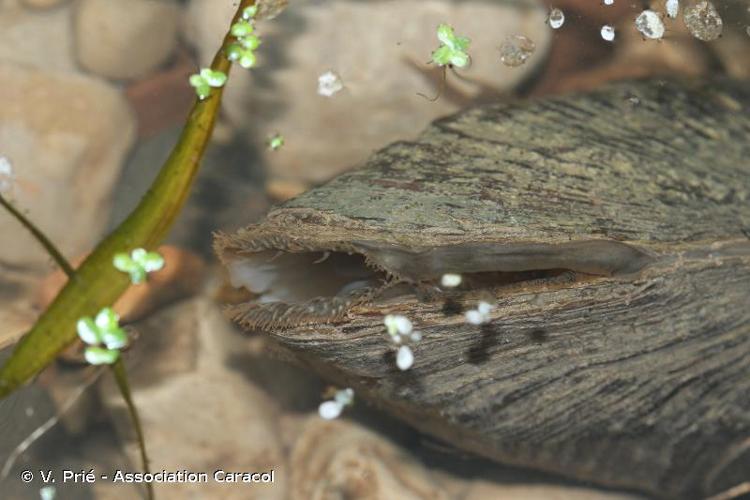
[318,388,354,420]
[465,301,494,325]
[384,314,422,370]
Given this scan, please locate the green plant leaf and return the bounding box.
[436,24,455,47]
[102,327,128,350]
[188,74,206,88]
[240,35,261,50]
[76,317,101,345]
[242,5,258,19]
[450,51,469,68]
[226,43,244,61]
[431,45,453,66]
[141,252,165,273]
[200,68,228,88]
[84,347,120,365]
[239,51,257,69]
[231,20,254,37]
[95,307,120,331]
[113,252,135,272]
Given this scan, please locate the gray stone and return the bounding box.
[0,63,136,267]
[0,1,77,72]
[75,0,180,80]
[184,0,550,183]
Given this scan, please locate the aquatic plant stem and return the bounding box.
[0,193,75,277]
[0,192,153,499]
[0,0,257,398]
[112,359,153,500]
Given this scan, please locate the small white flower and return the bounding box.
[465,301,494,325]
[465,310,483,325]
[384,314,412,336]
[0,156,14,194]
[334,387,354,406]
[477,301,493,316]
[383,314,421,370]
[318,400,343,420]
[396,345,414,371]
[319,388,355,420]
[317,70,344,97]
[440,273,462,288]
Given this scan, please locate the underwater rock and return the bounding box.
[74,0,180,80]
[463,482,638,500]
[0,1,77,72]
[216,80,750,499]
[100,298,287,500]
[290,418,450,500]
[0,63,135,268]
[184,0,550,183]
[20,0,68,9]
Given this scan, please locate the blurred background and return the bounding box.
[0,0,748,498]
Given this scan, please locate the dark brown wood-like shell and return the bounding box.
[215,80,750,499]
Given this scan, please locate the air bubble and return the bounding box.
[317,70,344,97]
[665,0,679,18]
[683,1,723,41]
[635,10,666,39]
[499,35,536,67]
[547,8,565,29]
[601,25,616,42]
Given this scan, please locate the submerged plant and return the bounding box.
[227,6,262,69]
[113,248,165,284]
[0,0,258,402]
[420,23,471,102]
[77,308,128,365]
[465,301,494,325]
[318,387,355,420]
[268,133,285,151]
[189,68,228,100]
[431,23,471,68]
[242,5,258,19]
